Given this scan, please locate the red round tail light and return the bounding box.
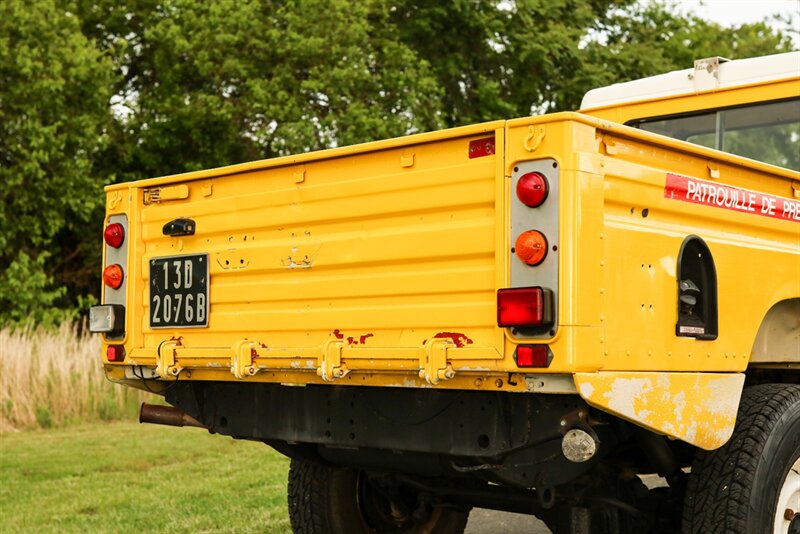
[103,264,124,289]
[515,230,548,266]
[516,172,549,207]
[104,223,125,248]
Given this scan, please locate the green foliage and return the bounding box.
[389,0,632,123]
[0,0,113,327]
[77,0,445,180]
[574,1,796,109]
[0,0,794,326]
[0,252,71,325]
[35,405,53,428]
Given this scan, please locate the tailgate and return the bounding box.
[123,123,507,384]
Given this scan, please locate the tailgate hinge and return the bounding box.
[318,339,348,381]
[420,338,455,385]
[231,339,258,379]
[156,338,183,379]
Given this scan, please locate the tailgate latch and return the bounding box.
[156,338,183,379]
[420,338,455,385]
[318,339,348,381]
[231,339,258,379]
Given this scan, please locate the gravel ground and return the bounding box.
[463,475,667,533]
[465,509,550,533]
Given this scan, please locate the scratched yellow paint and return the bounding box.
[574,372,746,450]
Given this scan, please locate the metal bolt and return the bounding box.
[786,508,796,521]
[560,420,567,427]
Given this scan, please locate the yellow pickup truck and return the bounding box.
[90,52,800,533]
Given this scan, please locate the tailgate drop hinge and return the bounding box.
[318,339,348,381]
[156,338,183,379]
[231,339,259,379]
[420,338,455,385]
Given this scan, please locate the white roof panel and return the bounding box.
[580,52,800,111]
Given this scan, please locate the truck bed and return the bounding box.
[102,113,800,397]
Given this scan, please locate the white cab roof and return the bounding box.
[580,52,800,111]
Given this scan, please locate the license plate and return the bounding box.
[149,254,209,328]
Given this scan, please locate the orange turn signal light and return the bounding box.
[515,230,548,266]
[103,264,124,289]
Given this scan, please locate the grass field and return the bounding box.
[0,421,291,533]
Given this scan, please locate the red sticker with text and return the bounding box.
[664,173,800,223]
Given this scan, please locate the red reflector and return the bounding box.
[103,264,124,289]
[468,137,495,159]
[497,287,544,327]
[106,345,125,362]
[516,345,550,368]
[104,223,125,248]
[516,172,549,207]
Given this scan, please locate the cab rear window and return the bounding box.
[629,98,800,171]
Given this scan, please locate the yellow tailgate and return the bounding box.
[106,122,517,388]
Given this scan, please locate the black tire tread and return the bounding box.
[683,383,800,533]
[287,458,331,534]
[287,458,469,534]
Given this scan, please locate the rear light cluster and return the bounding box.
[89,215,129,349]
[499,160,559,368]
[513,172,550,267]
[103,222,125,290]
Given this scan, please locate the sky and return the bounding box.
[677,0,799,42]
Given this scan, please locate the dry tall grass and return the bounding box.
[0,323,156,431]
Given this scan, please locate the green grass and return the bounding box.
[0,421,291,533]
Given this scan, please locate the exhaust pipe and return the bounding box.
[139,403,207,429]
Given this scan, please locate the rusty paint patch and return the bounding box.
[346,334,375,345]
[432,332,474,348]
[333,330,374,345]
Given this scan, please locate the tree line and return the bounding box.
[0,0,794,326]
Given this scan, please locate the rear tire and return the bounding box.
[287,459,470,534]
[683,383,800,533]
